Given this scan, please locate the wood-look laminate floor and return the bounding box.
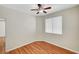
[0,37,5,54]
[7,41,76,54]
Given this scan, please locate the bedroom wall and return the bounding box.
[36,6,79,51]
[0,5,36,51]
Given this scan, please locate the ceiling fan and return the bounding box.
[31,4,52,14]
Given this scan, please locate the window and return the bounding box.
[45,16,63,34]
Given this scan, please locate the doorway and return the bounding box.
[0,18,5,54]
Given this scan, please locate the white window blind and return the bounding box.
[45,16,62,34]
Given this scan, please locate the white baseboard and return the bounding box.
[6,41,34,52]
[46,41,79,53]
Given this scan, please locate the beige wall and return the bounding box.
[0,6,36,51]
[36,6,79,51]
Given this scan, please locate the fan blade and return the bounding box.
[43,11,47,13]
[31,9,38,11]
[36,12,39,14]
[44,7,51,10]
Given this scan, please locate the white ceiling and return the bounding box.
[1,4,78,16]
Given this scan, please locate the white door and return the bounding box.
[0,19,5,37]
